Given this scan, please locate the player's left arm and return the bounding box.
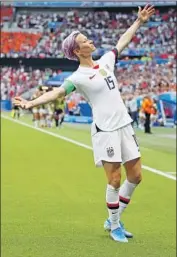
[116,4,155,54]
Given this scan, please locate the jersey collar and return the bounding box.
[78,63,100,71]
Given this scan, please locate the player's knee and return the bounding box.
[103,162,121,188]
[108,171,121,189]
[131,172,142,184]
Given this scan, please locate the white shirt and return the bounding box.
[66,51,132,131]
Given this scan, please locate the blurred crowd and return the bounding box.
[1,8,176,58]
[117,60,176,95]
[1,67,61,100]
[1,60,176,102]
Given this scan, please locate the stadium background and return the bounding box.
[1,1,176,257]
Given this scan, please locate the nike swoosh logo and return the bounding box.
[89,74,96,80]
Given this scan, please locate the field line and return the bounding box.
[2,114,176,181]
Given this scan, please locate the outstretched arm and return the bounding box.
[14,80,76,109]
[14,87,65,109]
[116,4,155,54]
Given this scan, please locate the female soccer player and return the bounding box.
[14,5,155,243]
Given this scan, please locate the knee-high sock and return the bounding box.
[118,179,138,218]
[106,184,120,230]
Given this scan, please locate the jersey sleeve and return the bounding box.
[60,80,76,96]
[99,48,119,72]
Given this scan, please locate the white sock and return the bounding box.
[34,120,38,128]
[118,179,138,218]
[106,184,120,230]
[47,120,51,127]
[40,119,45,127]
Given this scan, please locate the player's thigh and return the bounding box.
[121,124,142,183]
[91,128,122,167]
[121,124,141,165]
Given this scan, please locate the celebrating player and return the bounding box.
[54,96,65,128]
[14,5,155,243]
[31,87,42,128]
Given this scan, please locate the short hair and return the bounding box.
[62,31,80,61]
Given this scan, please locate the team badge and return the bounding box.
[106,147,114,157]
[99,69,107,77]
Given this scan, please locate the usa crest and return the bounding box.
[106,147,114,157]
[99,69,107,77]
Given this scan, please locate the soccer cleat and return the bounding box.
[104,219,111,231]
[110,227,128,243]
[104,219,133,238]
[119,221,133,238]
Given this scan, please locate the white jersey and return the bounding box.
[66,50,132,131]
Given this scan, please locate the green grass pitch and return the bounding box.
[1,114,176,257]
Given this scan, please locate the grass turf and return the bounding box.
[1,116,176,257]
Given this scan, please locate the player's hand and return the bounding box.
[138,4,155,23]
[14,96,33,109]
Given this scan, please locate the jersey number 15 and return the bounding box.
[104,76,115,90]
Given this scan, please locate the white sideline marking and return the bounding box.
[167,172,176,175]
[2,114,176,181]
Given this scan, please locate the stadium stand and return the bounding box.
[1,7,176,58]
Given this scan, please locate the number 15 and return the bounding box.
[104,76,115,90]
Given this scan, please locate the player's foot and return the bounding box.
[110,227,128,243]
[104,218,111,231]
[119,221,133,238]
[104,219,133,238]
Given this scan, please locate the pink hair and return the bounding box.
[62,31,80,61]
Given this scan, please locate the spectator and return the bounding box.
[1,8,176,58]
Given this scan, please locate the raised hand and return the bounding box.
[14,96,33,109]
[138,4,155,23]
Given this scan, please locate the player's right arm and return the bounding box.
[14,80,76,109]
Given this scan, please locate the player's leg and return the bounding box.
[91,126,128,242]
[47,113,51,128]
[17,108,20,119]
[50,111,54,127]
[118,124,142,222]
[103,161,128,242]
[119,158,142,216]
[43,108,47,127]
[59,112,65,126]
[39,108,45,127]
[14,109,17,118]
[103,161,121,230]
[138,111,145,130]
[54,109,59,127]
[33,108,39,128]
[47,108,53,128]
